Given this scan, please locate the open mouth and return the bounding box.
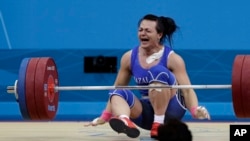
[140,38,149,44]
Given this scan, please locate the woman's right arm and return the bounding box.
[85,50,132,126]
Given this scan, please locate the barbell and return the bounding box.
[5,55,250,120]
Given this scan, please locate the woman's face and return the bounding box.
[138,20,162,49]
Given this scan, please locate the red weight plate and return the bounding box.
[34,57,59,120]
[25,58,40,120]
[241,55,250,117]
[232,55,245,118]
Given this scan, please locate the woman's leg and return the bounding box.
[108,89,143,138]
[147,65,177,138]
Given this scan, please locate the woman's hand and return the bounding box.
[84,117,106,127]
[192,106,211,120]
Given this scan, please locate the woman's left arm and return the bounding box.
[168,52,210,120]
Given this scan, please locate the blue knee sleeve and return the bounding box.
[147,65,176,85]
[165,93,186,120]
[109,89,135,108]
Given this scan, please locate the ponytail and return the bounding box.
[158,16,178,47]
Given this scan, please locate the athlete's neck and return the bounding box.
[140,45,164,56]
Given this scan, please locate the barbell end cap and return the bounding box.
[6,80,19,101]
[6,86,14,94]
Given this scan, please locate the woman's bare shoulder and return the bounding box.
[168,51,186,70]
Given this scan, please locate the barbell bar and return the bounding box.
[5,55,250,120]
[7,84,232,92]
[56,85,232,90]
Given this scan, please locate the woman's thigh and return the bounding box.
[130,95,143,119]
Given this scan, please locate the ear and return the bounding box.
[158,33,163,40]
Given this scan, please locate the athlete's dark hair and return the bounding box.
[157,118,193,141]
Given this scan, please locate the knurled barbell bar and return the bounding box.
[5,55,250,120]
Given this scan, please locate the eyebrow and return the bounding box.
[139,27,152,30]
